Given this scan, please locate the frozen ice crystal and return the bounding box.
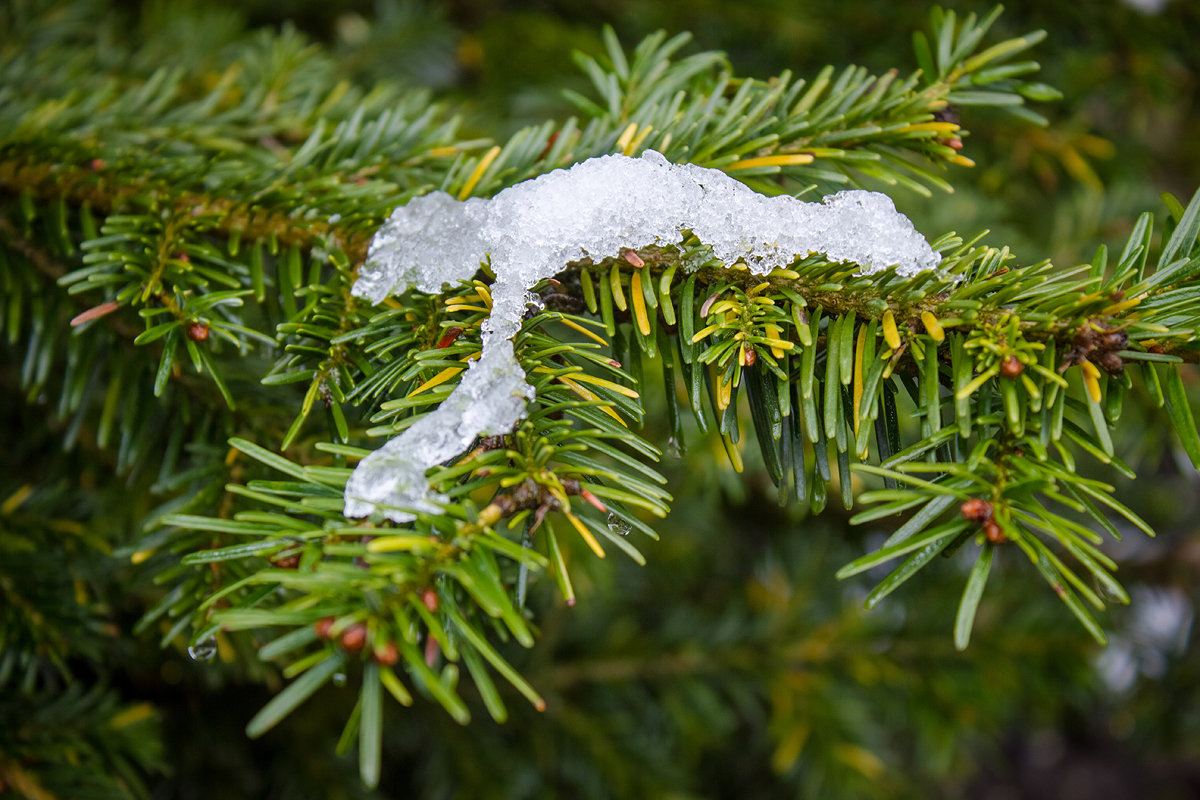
[343,340,534,521]
[345,151,942,521]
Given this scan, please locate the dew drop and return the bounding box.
[332,671,347,687]
[187,640,217,662]
[666,437,684,458]
[606,513,632,536]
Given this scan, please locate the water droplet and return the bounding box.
[332,671,347,687]
[606,513,632,536]
[327,213,342,224]
[187,640,217,662]
[666,437,684,458]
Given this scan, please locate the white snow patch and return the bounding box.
[345,150,941,521]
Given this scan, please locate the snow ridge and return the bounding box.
[345,151,941,521]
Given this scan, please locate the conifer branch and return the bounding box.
[3,2,1198,790]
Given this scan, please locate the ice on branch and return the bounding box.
[345,150,942,521]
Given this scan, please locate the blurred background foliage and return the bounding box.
[5,0,1200,798]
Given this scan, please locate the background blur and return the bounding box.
[21,0,1200,797]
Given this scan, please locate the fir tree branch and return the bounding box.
[4,3,1199,789]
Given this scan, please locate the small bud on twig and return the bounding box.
[999,355,1023,379]
[960,498,993,522]
[186,321,210,342]
[373,642,399,666]
[341,624,368,653]
[422,588,439,612]
[621,248,644,267]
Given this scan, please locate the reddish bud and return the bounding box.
[175,252,190,262]
[960,498,993,523]
[90,158,106,170]
[621,248,644,268]
[743,346,757,367]
[999,355,1024,379]
[1148,344,1164,355]
[186,321,210,342]
[422,588,439,612]
[941,137,964,150]
[436,326,464,349]
[373,641,399,666]
[341,624,368,653]
[314,617,336,639]
[983,519,1007,544]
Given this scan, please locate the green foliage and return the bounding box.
[3,0,1200,796]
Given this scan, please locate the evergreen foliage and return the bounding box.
[2,1,1199,796]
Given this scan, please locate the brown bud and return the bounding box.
[1096,350,1124,374]
[341,624,368,653]
[271,553,300,569]
[743,346,757,367]
[436,326,464,349]
[960,498,993,523]
[314,616,336,639]
[373,641,399,666]
[90,158,106,170]
[983,519,1007,544]
[186,321,210,342]
[999,355,1024,379]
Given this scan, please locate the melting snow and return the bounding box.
[345,150,941,521]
